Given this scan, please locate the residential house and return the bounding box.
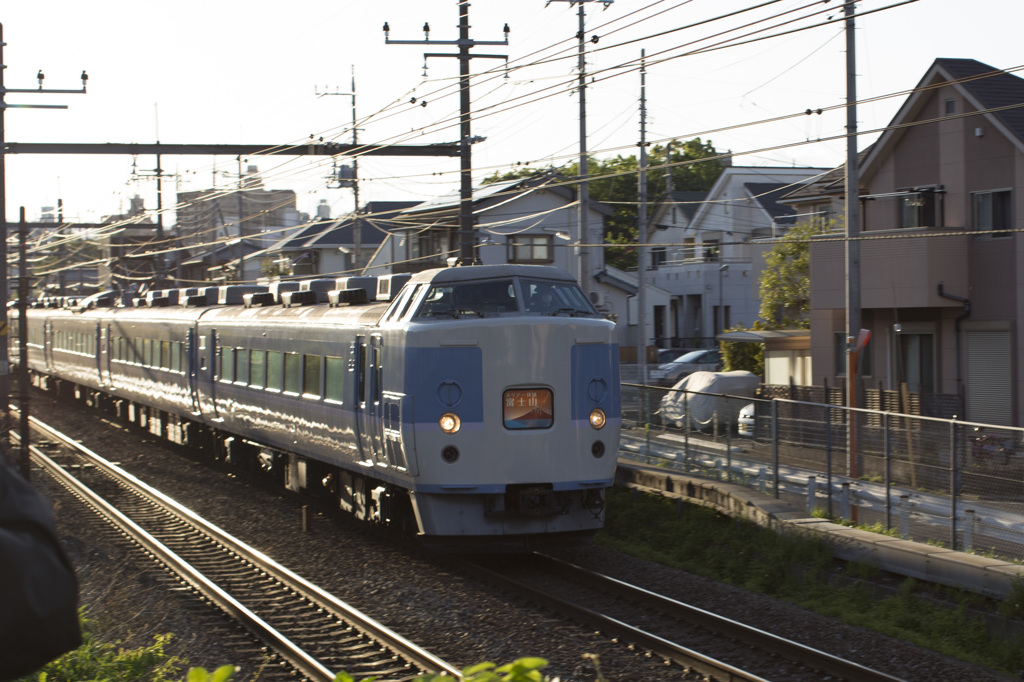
[258,201,420,279]
[644,166,827,349]
[791,58,1024,425]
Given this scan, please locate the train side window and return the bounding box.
[143,339,153,367]
[250,350,266,388]
[170,341,182,373]
[284,352,301,394]
[221,347,235,383]
[267,351,283,391]
[235,348,250,385]
[303,355,322,398]
[161,341,170,369]
[325,356,344,403]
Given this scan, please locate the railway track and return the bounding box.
[457,552,909,682]
[23,413,461,682]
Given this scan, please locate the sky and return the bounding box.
[1,0,1022,227]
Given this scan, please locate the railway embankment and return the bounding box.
[616,461,1024,601]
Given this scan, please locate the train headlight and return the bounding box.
[439,412,461,434]
[589,408,606,430]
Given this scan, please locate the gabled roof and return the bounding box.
[689,166,827,229]
[397,173,612,220]
[938,58,1024,145]
[650,190,708,227]
[743,183,803,226]
[862,58,1024,172]
[265,201,419,252]
[778,147,872,203]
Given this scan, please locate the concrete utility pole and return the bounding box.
[637,50,648,372]
[0,23,86,468]
[385,4,509,263]
[844,1,862,478]
[546,0,613,295]
[318,66,363,269]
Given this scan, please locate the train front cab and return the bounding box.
[390,268,622,550]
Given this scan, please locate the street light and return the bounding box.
[718,264,729,338]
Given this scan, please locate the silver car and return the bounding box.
[649,349,723,386]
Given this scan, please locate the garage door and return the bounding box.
[965,330,1011,425]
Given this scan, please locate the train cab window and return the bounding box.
[267,351,283,391]
[384,283,422,322]
[284,352,301,394]
[303,355,322,398]
[523,280,596,315]
[325,356,345,403]
[235,348,250,385]
[415,279,517,318]
[250,350,266,388]
[220,347,235,383]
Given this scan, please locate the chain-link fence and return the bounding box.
[619,379,1024,562]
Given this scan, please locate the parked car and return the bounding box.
[650,349,723,386]
[656,348,688,364]
[737,402,756,437]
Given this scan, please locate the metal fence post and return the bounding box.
[950,418,958,551]
[841,481,851,520]
[725,407,732,483]
[825,407,833,518]
[884,412,891,531]
[899,494,910,539]
[684,390,690,463]
[964,508,975,552]
[807,475,817,515]
[771,399,779,499]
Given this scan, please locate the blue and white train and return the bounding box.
[16,264,621,551]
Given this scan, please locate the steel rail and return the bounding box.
[26,414,462,680]
[534,552,908,682]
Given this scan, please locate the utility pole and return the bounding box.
[546,0,613,295]
[17,207,28,479]
[385,4,509,263]
[319,66,363,270]
[0,23,86,466]
[237,155,246,283]
[636,50,648,372]
[844,1,863,480]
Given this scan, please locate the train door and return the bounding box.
[354,334,385,464]
[99,324,110,388]
[208,329,222,421]
[186,328,201,415]
[44,319,54,374]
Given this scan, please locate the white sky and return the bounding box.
[2,0,1021,226]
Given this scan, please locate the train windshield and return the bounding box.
[522,280,595,316]
[416,279,518,318]
[414,278,597,319]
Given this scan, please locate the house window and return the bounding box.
[972,190,1012,238]
[898,188,938,229]
[812,203,833,230]
[944,98,956,115]
[651,247,666,268]
[506,235,553,264]
[898,333,934,393]
[680,237,696,261]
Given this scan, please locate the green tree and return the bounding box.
[757,219,837,328]
[720,324,765,378]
